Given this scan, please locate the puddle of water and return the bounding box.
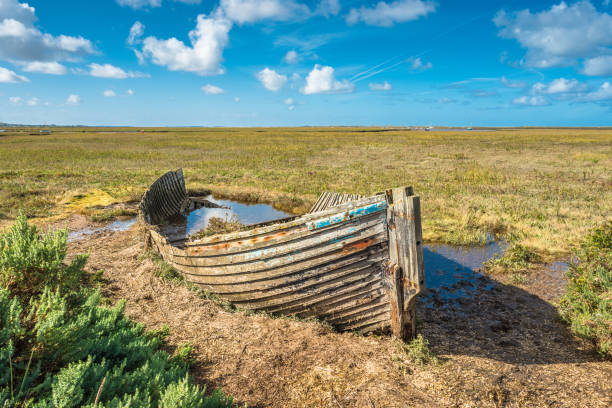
[185,196,293,236]
[68,217,137,242]
[548,260,570,273]
[422,241,507,304]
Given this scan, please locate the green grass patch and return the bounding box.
[1,127,611,257]
[89,208,137,223]
[485,242,542,274]
[559,222,611,359]
[0,216,234,407]
[401,335,438,367]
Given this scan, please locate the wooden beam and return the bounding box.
[386,186,424,341]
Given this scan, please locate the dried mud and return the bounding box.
[63,216,611,408]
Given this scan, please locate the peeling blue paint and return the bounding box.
[307,201,387,231]
[330,234,356,244]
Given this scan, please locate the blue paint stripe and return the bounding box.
[306,201,387,231]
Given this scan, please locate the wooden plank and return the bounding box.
[386,187,424,341]
[150,225,387,276]
[257,274,384,317]
[263,278,385,315]
[184,194,385,245]
[309,191,366,213]
[188,253,386,297]
[140,170,428,335]
[167,213,386,266]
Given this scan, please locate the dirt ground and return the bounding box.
[62,215,611,408]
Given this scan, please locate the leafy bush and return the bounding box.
[0,215,87,297]
[0,216,233,407]
[559,221,611,358]
[402,335,438,366]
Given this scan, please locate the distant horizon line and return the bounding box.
[2,124,612,130]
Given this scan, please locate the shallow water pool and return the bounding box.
[185,196,293,236]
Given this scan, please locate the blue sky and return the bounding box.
[1,0,611,126]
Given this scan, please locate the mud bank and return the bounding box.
[64,218,611,408]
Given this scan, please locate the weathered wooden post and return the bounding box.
[386,186,425,341]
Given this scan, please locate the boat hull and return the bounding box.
[140,170,424,338]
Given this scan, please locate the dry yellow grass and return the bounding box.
[1,126,611,257]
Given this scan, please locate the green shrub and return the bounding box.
[402,334,438,367]
[173,344,197,369]
[559,222,611,358]
[0,215,87,297]
[0,216,234,407]
[0,288,23,389]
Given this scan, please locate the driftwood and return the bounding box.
[140,169,424,340]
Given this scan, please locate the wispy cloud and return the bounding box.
[369,81,392,91]
[89,63,148,79]
[201,84,225,94]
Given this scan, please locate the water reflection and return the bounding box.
[68,217,137,242]
[423,241,507,304]
[185,195,293,236]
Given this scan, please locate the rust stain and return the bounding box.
[210,242,232,251]
[188,247,203,255]
[342,238,375,254]
[197,230,296,252]
[403,278,417,289]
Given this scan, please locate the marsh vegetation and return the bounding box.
[1,127,610,261]
[0,127,611,406]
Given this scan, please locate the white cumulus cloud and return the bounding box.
[284,50,299,64]
[0,66,28,83]
[66,94,80,105]
[20,61,67,75]
[215,0,310,24]
[301,65,354,94]
[256,67,287,91]
[494,1,612,70]
[582,55,612,76]
[579,81,612,101]
[127,89,134,95]
[0,0,94,63]
[532,78,588,94]
[27,97,39,106]
[346,0,436,27]
[369,81,392,91]
[103,90,116,97]
[9,96,21,104]
[127,21,145,45]
[142,14,231,75]
[201,84,225,94]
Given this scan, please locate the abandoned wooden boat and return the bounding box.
[139,169,425,340]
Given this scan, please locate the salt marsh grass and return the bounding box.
[1,127,610,258]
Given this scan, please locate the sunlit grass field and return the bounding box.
[1,127,610,258]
